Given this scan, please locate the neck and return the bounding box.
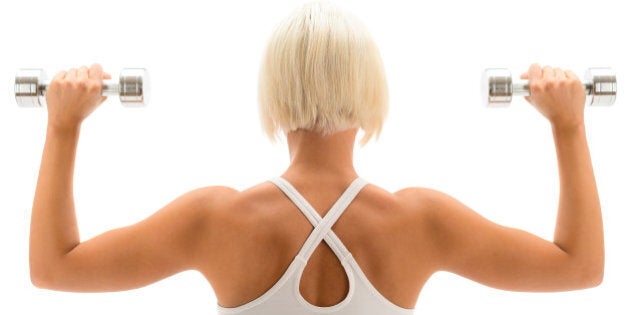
[283,129,358,182]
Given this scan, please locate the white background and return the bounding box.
[0,0,628,314]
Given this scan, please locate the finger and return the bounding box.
[66,68,78,80]
[88,63,104,81]
[527,63,542,81]
[102,72,112,80]
[542,66,553,80]
[553,67,566,80]
[78,66,89,82]
[565,70,584,93]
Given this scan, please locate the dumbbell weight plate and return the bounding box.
[15,69,46,108]
[119,68,148,107]
[585,68,616,106]
[482,68,513,107]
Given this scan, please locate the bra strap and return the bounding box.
[269,177,367,260]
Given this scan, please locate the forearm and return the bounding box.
[552,123,604,278]
[30,125,81,279]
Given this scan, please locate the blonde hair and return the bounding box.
[258,0,388,145]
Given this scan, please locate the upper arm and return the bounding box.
[39,186,237,292]
[401,188,588,292]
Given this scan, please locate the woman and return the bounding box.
[29,1,604,314]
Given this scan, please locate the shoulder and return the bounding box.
[160,186,240,228]
[167,184,272,247]
[394,186,455,215]
[182,182,286,223]
[394,186,496,250]
[348,185,462,268]
[175,186,240,211]
[342,184,451,234]
[392,186,473,232]
[186,186,240,208]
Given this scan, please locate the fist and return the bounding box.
[521,64,587,130]
[46,64,111,130]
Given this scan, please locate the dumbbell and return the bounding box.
[482,68,616,107]
[14,68,148,107]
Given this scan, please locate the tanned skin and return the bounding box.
[29,64,603,309]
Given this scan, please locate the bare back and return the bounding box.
[198,178,436,309]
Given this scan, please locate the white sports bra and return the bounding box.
[217,177,415,315]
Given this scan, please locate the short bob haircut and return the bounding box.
[259,0,388,145]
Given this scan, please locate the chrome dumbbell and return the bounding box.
[14,68,148,107]
[482,68,616,107]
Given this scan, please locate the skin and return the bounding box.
[29,64,604,309]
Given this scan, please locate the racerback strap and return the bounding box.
[269,177,368,261]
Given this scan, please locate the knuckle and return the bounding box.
[61,79,73,89]
[543,79,557,90]
[87,81,101,93]
[75,80,89,90]
[530,81,544,93]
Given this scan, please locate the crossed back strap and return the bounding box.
[269,177,368,261]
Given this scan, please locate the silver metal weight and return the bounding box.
[14,68,148,107]
[482,67,616,107]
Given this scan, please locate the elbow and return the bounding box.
[582,267,604,289]
[560,246,605,290]
[578,273,603,290]
[30,252,47,288]
[30,262,54,289]
[30,247,78,290]
[572,261,604,289]
[29,258,61,290]
[31,276,50,290]
[30,267,50,289]
[583,252,605,288]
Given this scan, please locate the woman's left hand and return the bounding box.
[46,64,111,131]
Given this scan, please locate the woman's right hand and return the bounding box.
[45,64,110,131]
[521,64,587,130]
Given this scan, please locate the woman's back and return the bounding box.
[202,176,433,309]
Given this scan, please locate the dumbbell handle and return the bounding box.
[511,81,595,97]
[37,79,121,97]
[484,67,616,107]
[15,68,147,107]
